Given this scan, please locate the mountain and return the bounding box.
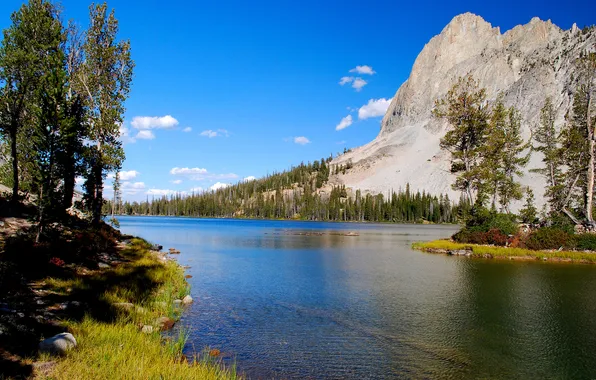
[331,13,595,208]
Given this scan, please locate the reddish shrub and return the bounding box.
[49,257,65,267]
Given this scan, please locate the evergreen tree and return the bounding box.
[0,0,62,204]
[519,188,538,224]
[433,75,489,205]
[531,97,565,214]
[75,3,133,224]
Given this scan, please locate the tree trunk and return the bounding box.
[92,162,103,225]
[587,138,595,225]
[10,126,19,204]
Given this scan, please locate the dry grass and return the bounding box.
[413,240,596,264]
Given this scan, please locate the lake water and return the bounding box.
[118,216,596,379]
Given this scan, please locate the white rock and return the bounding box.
[331,13,595,211]
[39,333,77,355]
[182,295,193,304]
[141,325,153,334]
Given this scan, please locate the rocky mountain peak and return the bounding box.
[332,14,595,209]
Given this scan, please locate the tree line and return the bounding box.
[107,158,463,224]
[0,0,133,238]
[433,48,595,228]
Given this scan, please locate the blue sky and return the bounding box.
[1,0,594,200]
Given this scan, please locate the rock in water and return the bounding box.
[39,333,77,355]
[182,295,193,304]
[331,13,596,210]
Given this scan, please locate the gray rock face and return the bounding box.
[39,333,77,355]
[332,13,595,209]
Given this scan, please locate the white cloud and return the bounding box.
[243,176,256,182]
[335,115,353,131]
[108,170,139,181]
[210,182,230,191]
[190,187,204,193]
[182,127,192,133]
[294,136,311,145]
[200,130,217,138]
[170,167,238,181]
[349,65,375,75]
[119,125,136,144]
[351,78,367,91]
[146,189,179,197]
[75,176,85,186]
[200,129,230,138]
[340,76,367,91]
[358,98,392,120]
[339,76,354,85]
[172,179,183,184]
[135,130,155,140]
[131,115,179,130]
[336,140,347,145]
[170,167,208,176]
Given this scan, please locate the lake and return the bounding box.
[118,216,596,379]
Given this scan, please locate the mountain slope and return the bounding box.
[331,13,595,208]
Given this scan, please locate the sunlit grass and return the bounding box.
[413,240,596,264]
[42,239,238,379]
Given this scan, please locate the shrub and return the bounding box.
[465,210,519,236]
[525,228,572,250]
[452,228,509,246]
[575,233,596,251]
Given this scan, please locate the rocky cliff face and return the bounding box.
[332,13,595,207]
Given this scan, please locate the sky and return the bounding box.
[1,0,594,201]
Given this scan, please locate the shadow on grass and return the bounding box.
[0,213,163,378]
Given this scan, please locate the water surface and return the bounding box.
[118,216,596,379]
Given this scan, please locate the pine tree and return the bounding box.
[0,0,62,204]
[532,97,565,214]
[75,3,133,224]
[433,75,489,205]
[519,188,538,224]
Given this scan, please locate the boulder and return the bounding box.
[155,316,175,331]
[182,295,193,305]
[39,333,77,355]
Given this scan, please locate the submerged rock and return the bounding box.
[39,333,77,355]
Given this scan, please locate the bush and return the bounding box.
[575,233,596,251]
[525,228,572,250]
[452,228,509,246]
[465,210,519,236]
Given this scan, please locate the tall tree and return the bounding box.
[433,75,489,205]
[75,3,133,224]
[559,53,596,226]
[532,97,565,214]
[0,0,61,204]
[496,106,529,211]
[32,10,67,239]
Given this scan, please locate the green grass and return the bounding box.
[413,240,596,264]
[41,238,239,379]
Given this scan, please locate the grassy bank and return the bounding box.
[413,240,596,264]
[0,219,238,379]
[44,238,237,379]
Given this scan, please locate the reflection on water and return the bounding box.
[118,216,596,379]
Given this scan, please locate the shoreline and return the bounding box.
[110,214,460,226]
[412,240,596,264]
[0,219,238,379]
